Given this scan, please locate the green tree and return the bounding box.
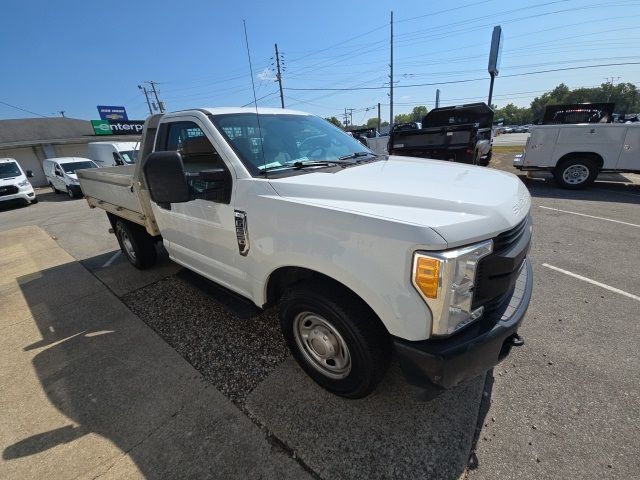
[493,103,533,125]
[394,113,413,124]
[530,83,571,121]
[365,117,379,128]
[324,116,343,129]
[410,105,428,122]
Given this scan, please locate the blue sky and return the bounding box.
[2,0,640,122]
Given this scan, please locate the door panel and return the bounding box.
[149,118,250,295]
[617,127,640,171]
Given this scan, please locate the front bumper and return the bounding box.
[68,184,82,195]
[0,188,36,203]
[513,153,524,168]
[394,258,532,389]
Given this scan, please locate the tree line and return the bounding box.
[326,82,640,130]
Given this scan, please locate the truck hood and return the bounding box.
[267,156,531,247]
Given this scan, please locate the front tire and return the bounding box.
[114,219,157,269]
[553,158,598,189]
[279,280,391,399]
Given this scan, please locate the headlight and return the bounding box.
[18,179,31,187]
[412,240,493,336]
[70,178,79,185]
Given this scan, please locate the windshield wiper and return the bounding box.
[290,160,348,169]
[338,151,376,161]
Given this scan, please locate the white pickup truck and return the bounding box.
[78,107,533,398]
[513,103,640,188]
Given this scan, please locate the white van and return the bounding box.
[0,158,37,205]
[43,157,98,198]
[88,141,139,167]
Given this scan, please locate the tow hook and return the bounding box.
[508,333,525,347]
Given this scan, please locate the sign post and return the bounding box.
[487,26,503,107]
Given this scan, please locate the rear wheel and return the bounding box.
[279,280,391,398]
[114,219,157,269]
[553,158,598,189]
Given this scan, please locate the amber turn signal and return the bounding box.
[414,256,441,299]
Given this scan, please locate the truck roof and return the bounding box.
[198,107,311,116]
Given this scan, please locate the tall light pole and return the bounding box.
[389,10,394,125]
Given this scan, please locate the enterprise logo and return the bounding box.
[91,120,143,136]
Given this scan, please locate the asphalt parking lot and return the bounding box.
[1,156,639,479]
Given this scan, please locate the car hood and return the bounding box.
[267,156,531,247]
[0,174,25,187]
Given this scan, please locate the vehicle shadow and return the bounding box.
[3,257,284,479]
[466,371,495,471]
[521,175,640,205]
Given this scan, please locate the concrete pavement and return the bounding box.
[0,226,310,479]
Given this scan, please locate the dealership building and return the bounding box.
[0,117,141,187]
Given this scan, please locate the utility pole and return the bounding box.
[435,89,440,109]
[348,108,354,127]
[389,10,394,126]
[604,76,620,102]
[58,111,66,118]
[146,81,165,113]
[138,85,154,115]
[275,43,285,109]
[377,102,381,132]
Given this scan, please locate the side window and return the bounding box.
[162,121,231,204]
[164,121,224,174]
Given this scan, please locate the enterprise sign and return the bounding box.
[91,120,144,136]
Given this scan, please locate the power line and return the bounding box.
[284,62,640,92]
[241,91,279,107]
[0,100,49,118]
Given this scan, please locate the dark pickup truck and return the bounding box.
[388,103,494,165]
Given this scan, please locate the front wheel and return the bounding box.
[279,280,391,398]
[114,219,157,269]
[67,187,76,199]
[553,158,598,189]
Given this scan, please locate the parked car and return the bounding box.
[0,158,37,205]
[78,107,533,399]
[388,103,493,165]
[43,157,98,198]
[88,141,139,167]
[514,103,640,188]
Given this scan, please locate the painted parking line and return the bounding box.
[539,206,640,228]
[102,251,121,268]
[542,263,640,302]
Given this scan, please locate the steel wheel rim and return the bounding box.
[563,164,589,184]
[293,312,351,379]
[120,229,136,260]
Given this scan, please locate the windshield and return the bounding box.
[209,113,374,175]
[119,149,138,164]
[62,161,97,174]
[0,162,22,179]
